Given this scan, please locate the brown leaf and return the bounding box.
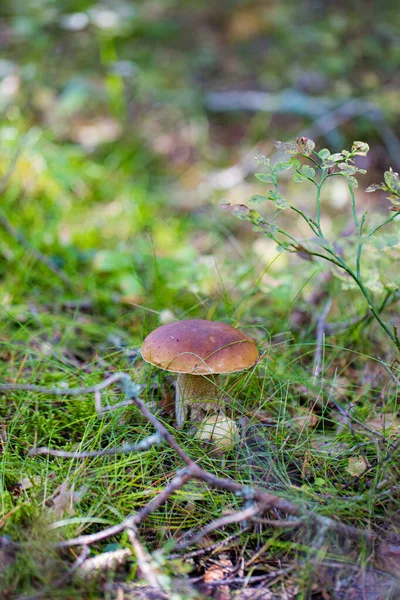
[375,543,400,576]
[203,559,233,584]
[233,590,273,599]
[345,456,368,477]
[366,413,400,435]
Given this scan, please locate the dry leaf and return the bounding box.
[203,558,233,584]
[345,456,368,477]
[293,411,320,430]
[51,482,87,517]
[215,584,231,600]
[375,543,400,576]
[233,590,273,599]
[366,413,400,434]
[17,476,41,491]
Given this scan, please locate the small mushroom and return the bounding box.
[195,414,239,453]
[142,319,258,427]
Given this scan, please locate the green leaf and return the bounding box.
[220,203,250,220]
[248,209,265,225]
[268,190,289,209]
[338,163,357,175]
[365,183,384,193]
[351,141,369,156]
[254,221,278,235]
[293,172,307,183]
[328,153,343,163]
[388,195,400,206]
[273,161,293,173]
[266,222,278,235]
[384,169,400,195]
[318,148,330,159]
[249,194,268,203]
[290,157,301,169]
[301,165,316,179]
[344,175,358,189]
[255,173,275,183]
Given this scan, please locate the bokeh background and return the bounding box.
[1,0,400,326]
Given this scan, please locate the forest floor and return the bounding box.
[1,2,400,599]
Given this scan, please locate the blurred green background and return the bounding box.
[1,0,400,328]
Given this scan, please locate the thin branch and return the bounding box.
[127,528,166,592]
[79,548,132,579]
[175,504,262,551]
[30,434,163,458]
[377,357,400,387]
[167,532,242,560]
[0,373,126,396]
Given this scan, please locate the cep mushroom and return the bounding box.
[141,319,259,427]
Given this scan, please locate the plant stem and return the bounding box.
[368,212,400,236]
[300,153,320,168]
[289,206,321,237]
[315,171,327,234]
[349,186,359,229]
[356,212,367,280]
[324,249,400,351]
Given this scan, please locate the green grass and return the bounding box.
[1,270,399,597]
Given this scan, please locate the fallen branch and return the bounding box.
[79,548,132,579]
[2,372,377,591]
[30,434,162,458]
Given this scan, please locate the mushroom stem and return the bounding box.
[175,373,221,428]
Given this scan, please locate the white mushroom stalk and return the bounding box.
[175,373,220,427]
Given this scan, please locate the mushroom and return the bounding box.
[141,319,258,427]
[195,414,239,453]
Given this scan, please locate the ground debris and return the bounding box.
[79,548,132,579]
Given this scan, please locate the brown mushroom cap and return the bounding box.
[142,319,258,374]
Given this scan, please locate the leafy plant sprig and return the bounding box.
[221,138,400,352]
